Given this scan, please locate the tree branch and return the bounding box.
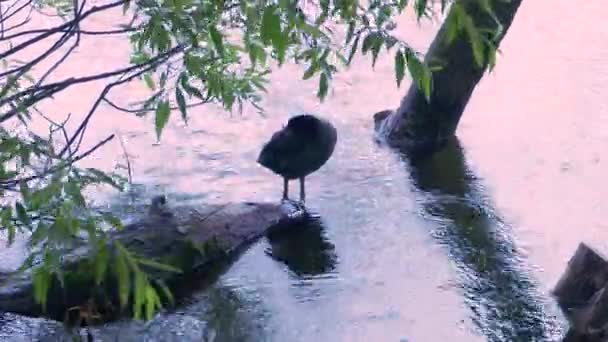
[0,0,33,29]
[0,45,185,123]
[34,0,87,87]
[58,46,184,158]
[0,0,126,60]
[0,23,138,41]
[102,94,211,114]
[0,134,115,188]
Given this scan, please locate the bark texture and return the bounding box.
[375,0,523,158]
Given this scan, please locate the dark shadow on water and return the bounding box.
[265,214,338,277]
[398,136,564,341]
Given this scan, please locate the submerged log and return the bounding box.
[0,199,308,323]
[553,242,608,341]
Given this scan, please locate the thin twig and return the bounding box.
[33,0,87,87]
[0,13,78,79]
[102,95,211,114]
[0,134,115,187]
[0,25,137,41]
[0,45,185,122]
[0,0,33,28]
[1,0,5,39]
[117,132,132,184]
[1,14,31,35]
[59,46,184,157]
[0,0,126,60]
[36,109,74,157]
[72,134,114,163]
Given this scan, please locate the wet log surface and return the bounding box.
[0,200,308,323]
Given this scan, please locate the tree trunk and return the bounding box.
[375,0,523,158]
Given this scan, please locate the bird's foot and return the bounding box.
[280,198,307,218]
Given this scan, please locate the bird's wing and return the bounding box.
[268,130,307,156]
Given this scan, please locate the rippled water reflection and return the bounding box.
[3,0,608,340]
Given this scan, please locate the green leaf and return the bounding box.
[222,88,235,111]
[154,100,171,141]
[65,181,86,207]
[377,5,392,27]
[345,20,356,44]
[175,87,188,124]
[133,270,147,320]
[19,182,30,202]
[33,266,51,311]
[261,6,280,46]
[384,36,398,50]
[478,0,493,15]
[94,242,109,285]
[19,145,31,166]
[6,221,15,246]
[347,35,360,65]
[115,248,131,309]
[317,73,329,100]
[15,202,30,226]
[180,75,205,100]
[446,3,463,45]
[87,168,123,190]
[302,61,318,80]
[102,213,123,230]
[395,50,405,87]
[143,73,155,90]
[144,286,160,320]
[137,258,182,273]
[405,49,431,101]
[245,37,258,66]
[273,31,289,65]
[461,12,484,67]
[362,33,375,54]
[421,68,432,102]
[30,222,49,246]
[159,72,168,88]
[370,36,383,67]
[0,206,12,226]
[414,0,428,18]
[487,43,498,72]
[30,183,59,211]
[209,26,224,56]
[405,50,423,79]
[260,5,287,64]
[154,279,174,305]
[184,54,202,75]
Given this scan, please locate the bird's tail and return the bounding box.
[257,145,274,168]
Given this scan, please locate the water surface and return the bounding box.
[2,1,608,341]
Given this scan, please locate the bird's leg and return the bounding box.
[299,176,306,203]
[282,177,289,201]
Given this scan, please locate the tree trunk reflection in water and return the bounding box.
[400,137,564,341]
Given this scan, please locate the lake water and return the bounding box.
[1,0,608,341]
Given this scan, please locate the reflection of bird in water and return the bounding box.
[266,214,338,276]
[257,114,337,203]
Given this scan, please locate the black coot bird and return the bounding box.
[257,114,337,203]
